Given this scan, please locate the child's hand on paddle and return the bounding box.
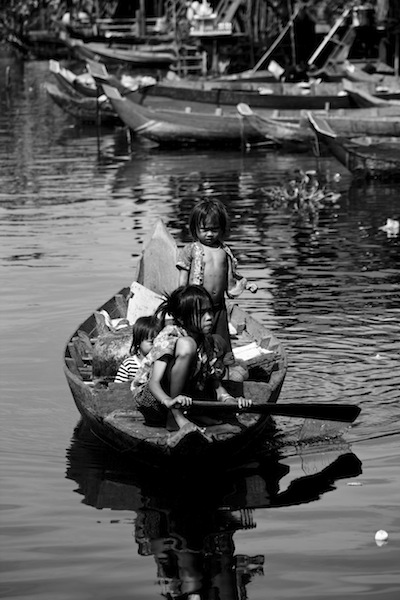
[218,393,252,409]
[237,396,252,409]
[168,395,193,409]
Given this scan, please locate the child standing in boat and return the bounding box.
[114,316,161,383]
[131,285,251,439]
[177,199,257,352]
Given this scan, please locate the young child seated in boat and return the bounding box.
[114,316,161,383]
[131,285,251,437]
[177,198,258,353]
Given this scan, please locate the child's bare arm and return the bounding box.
[149,359,192,408]
[215,382,252,408]
[178,268,189,286]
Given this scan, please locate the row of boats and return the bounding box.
[44,44,400,179]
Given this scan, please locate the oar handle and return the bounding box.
[190,401,361,423]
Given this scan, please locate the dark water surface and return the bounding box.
[1,57,399,600]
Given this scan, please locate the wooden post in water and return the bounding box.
[5,66,11,89]
[287,0,296,67]
[139,0,146,37]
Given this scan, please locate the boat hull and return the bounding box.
[309,113,400,179]
[69,38,177,68]
[63,220,287,466]
[45,81,121,125]
[103,84,273,146]
[133,77,400,112]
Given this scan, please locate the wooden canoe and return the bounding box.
[63,220,288,466]
[308,112,400,180]
[343,80,400,109]
[236,103,313,148]
[49,59,99,99]
[129,76,355,111]
[237,103,400,143]
[6,30,71,60]
[44,81,121,126]
[66,37,178,68]
[124,75,400,112]
[101,82,275,147]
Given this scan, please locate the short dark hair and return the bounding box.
[189,199,229,240]
[130,316,161,354]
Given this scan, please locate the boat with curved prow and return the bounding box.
[308,112,400,180]
[63,220,288,466]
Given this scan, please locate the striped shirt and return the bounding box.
[114,355,142,383]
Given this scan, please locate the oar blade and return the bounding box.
[265,403,361,423]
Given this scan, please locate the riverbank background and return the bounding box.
[1,55,399,600]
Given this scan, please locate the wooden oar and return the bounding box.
[190,401,361,423]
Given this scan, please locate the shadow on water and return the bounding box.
[66,421,362,600]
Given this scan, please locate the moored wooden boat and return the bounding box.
[101,82,275,147]
[131,76,355,111]
[65,36,178,68]
[308,111,400,137]
[343,80,400,108]
[49,59,99,98]
[236,103,313,148]
[44,81,121,125]
[308,112,400,180]
[237,103,400,143]
[6,29,71,60]
[124,74,400,113]
[63,220,288,466]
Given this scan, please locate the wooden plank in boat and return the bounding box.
[65,357,82,379]
[76,330,93,354]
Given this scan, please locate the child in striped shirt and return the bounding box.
[114,316,161,383]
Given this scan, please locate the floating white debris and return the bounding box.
[379,218,399,238]
[375,530,389,546]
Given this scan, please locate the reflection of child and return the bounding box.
[131,285,251,435]
[114,316,161,383]
[177,199,257,351]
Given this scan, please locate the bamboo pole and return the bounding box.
[307,7,351,66]
[250,3,301,73]
[287,0,296,66]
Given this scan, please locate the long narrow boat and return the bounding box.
[237,103,400,143]
[65,36,178,68]
[125,73,400,112]
[49,59,99,98]
[343,80,400,109]
[6,29,71,60]
[101,82,275,146]
[63,220,288,466]
[44,81,121,125]
[308,112,400,180]
[236,103,313,148]
[130,76,355,111]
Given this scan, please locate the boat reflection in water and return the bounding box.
[66,422,361,600]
